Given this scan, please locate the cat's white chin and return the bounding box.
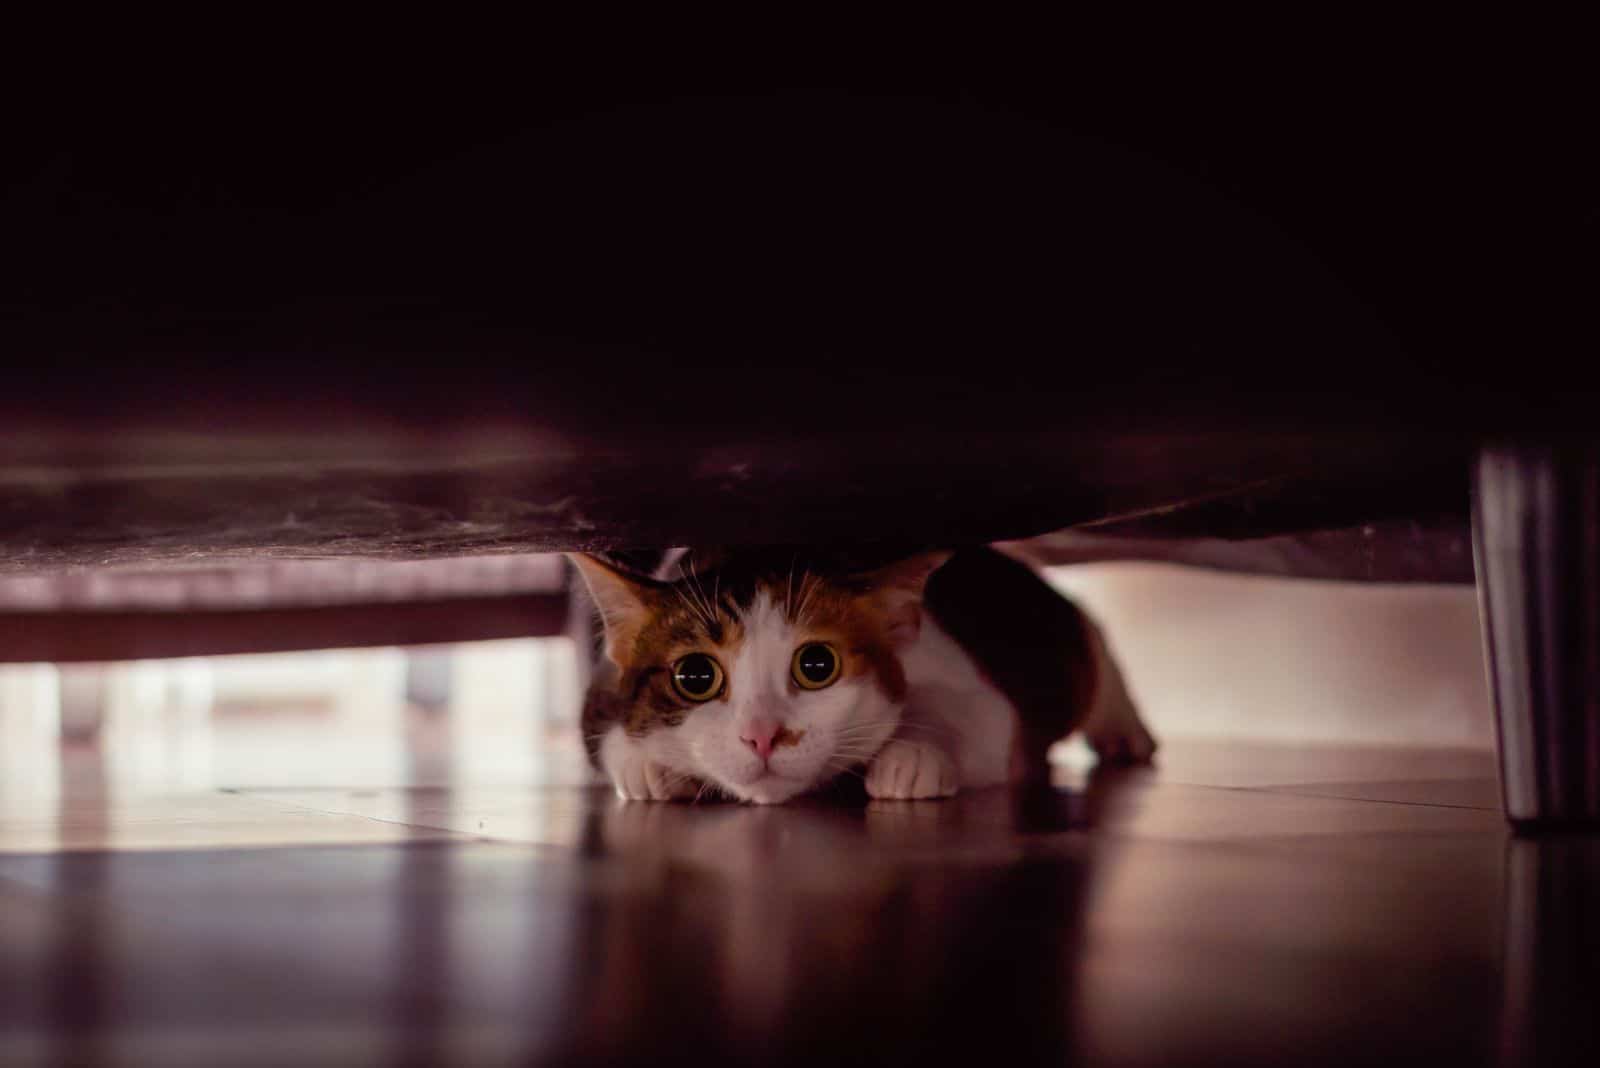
[729,773,811,805]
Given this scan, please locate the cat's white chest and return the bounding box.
[899,617,1017,787]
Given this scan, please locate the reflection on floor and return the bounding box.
[0,640,1596,1067]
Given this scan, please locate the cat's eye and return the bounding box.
[670,653,724,702]
[791,642,841,690]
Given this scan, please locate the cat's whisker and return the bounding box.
[671,584,707,628]
[864,718,958,733]
[670,557,711,628]
[838,720,962,741]
[828,742,892,758]
[791,571,814,625]
[828,734,891,748]
[821,758,868,782]
[803,573,821,624]
[685,555,721,628]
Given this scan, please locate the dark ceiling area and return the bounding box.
[6,41,1594,428]
[1,37,1592,557]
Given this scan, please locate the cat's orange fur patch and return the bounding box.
[772,726,804,750]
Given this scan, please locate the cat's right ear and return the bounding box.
[566,553,660,664]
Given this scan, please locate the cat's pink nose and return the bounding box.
[740,718,780,763]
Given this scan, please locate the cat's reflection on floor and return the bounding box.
[574,781,1115,1061]
[589,761,1150,878]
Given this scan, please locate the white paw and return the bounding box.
[866,740,959,800]
[610,753,699,802]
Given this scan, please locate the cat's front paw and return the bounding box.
[866,740,959,800]
[609,752,700,802]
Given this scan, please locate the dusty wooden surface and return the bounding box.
[0,427,1470,579]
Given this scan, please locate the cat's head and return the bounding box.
[570,549,949,804]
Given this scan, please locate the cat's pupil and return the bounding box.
[674,654,719,697]
[796,644,836,684]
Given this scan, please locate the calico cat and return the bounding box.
[569,546,1154,804]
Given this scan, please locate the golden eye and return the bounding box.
[791,642,841,690]
[670,652,724,702]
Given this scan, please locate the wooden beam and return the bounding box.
[0,594,570,664]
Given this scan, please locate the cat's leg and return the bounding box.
[1077,618,1157,764]
[865,734,960,800]
[864,599,1017,799]
[865,700,965,800]
[598,726,700,801]
[921,546,1154,778]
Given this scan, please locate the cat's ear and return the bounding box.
[857,550,952,647]
[566,552,661,663]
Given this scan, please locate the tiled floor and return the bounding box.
[0,635,1596,1067]
[3,700,1597,1067]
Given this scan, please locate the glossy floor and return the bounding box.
[0,657,1596,1066]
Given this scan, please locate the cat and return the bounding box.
[569,545,1154,804]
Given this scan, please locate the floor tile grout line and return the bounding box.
[221,787,492,841]
[1249,790,1499,813]
[1171,781,1501,812]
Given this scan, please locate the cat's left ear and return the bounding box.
[566,552,661,664]
[858,550,953,647]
